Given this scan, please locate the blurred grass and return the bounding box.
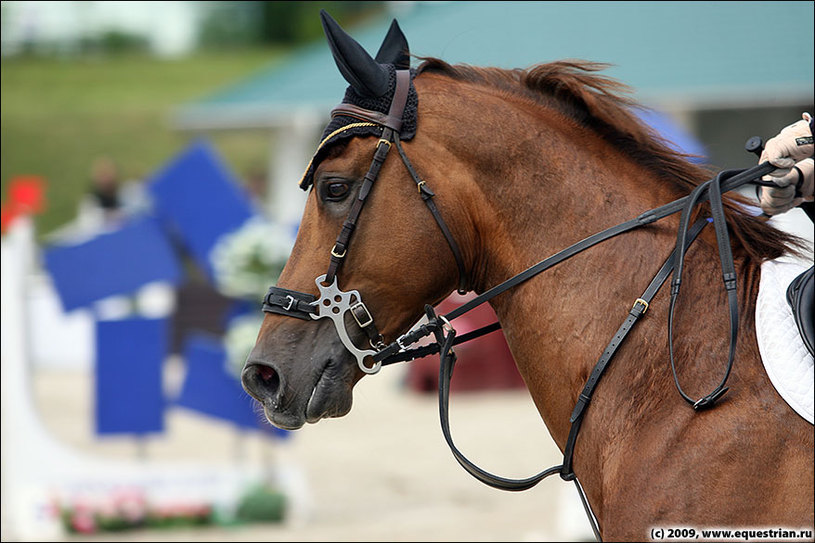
[1,49,283,237]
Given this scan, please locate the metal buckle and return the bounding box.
[283,295,296,312]
[370,335,386,351]
[438,315,455,334]
[331,244,347,258]
[350,301,374,328]
[377,138,391,150]
[632,298,649,314]
[417,180,426,195]
[396,334,410,351]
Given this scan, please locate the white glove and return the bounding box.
[759,157,814,215]
[759,112,814,181]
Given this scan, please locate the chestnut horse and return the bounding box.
[242,12,814,540]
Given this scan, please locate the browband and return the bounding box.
[331,103,404,132]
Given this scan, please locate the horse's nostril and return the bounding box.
[258,365,276,382]
[242,363,281,404]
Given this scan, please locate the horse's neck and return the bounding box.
[462,110,743,447]
[415,73,799,534]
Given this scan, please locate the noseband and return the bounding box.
[262,70,468,374]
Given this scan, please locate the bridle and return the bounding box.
[260,67,778,541]
[263,70,467,374]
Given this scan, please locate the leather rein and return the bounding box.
[261,68,777,541]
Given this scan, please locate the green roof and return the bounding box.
[174,1,814,130]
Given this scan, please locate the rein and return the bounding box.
[377,166,770,542]
[261,69,777,540]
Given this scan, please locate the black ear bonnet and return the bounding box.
[299,13,419,190]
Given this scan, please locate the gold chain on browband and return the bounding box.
[298,121,379,187]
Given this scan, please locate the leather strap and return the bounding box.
[331,103,404,132]
[427,303,565,491]
[320,69,468,351]
[325,133,394,285]
[393,135,470,294]
[262,286,317,320]
[330,70,410,131]
[379,321,502,365]
[561,217,708,480]
[349,300,385,349]
[364,166,772,539]
[324,70,412,286]
[573,478,602,542]
[669,171,738,410]
[373,164,776,369]
[425,217,706,543]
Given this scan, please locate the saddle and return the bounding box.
[756,257,814,424]
[787,265,814,356]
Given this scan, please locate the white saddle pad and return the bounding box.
[755,257,814,424]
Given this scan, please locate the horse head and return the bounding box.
[241,12,473,430]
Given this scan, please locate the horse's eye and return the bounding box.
[325,182,349,200]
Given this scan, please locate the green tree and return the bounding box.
[198,1,384,49]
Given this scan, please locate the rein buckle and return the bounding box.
[632,298,649,314]
[396,334,411,351]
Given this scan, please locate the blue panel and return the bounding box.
[636,108,707,162]
[175,333,289,438]
[223,300,255,328]
[43,215,182,312]
[147,140,256,278]
[95,318,167,435]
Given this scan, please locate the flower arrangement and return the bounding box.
[58,488,213,534]
[57,482,286,534]
[210,218,295,373]
[210,217,295,301]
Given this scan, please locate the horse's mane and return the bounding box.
[417,58,801,262]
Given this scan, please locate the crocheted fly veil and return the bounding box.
[299,12,418,190]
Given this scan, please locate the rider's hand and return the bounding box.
[759,112,814,180]
[759,157,814,216]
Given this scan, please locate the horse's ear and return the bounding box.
[320,9,390,98]
[375,19,410,69]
